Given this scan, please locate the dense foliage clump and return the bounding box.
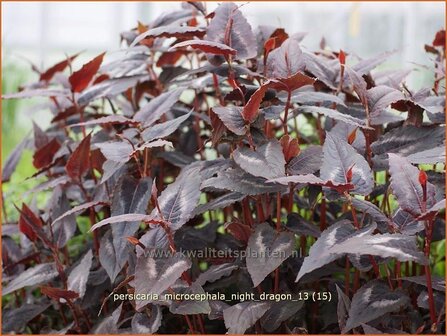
[1,2,445,334]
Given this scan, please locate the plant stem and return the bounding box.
[283,90,292,135]
[424,218,437,326]
[345,257,350,297]
[420,177,437,326]
[274,192,282,293]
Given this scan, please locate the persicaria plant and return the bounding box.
[1,2,446,334]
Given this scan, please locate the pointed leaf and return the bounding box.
[195,263,239,287]
[41,286,79,301]
[287,145,323,175]
[233,139,286,180]
[193,192,245,216]
[343,281,410,333]
[3,263,58,296]
[69,52,105,92]
[289,90,346,107]
[65,134,91,180]
[206,2,257,60]
[133,88,185,127]
[212,106,246,135]
[296,222,425,282]
[2,303,51,333]
[388,153,437,217]
[336,284,351,332]
[131,26,206,47]
[95,141,133,163]
[142,111,191,142]
[268,174,354,194]
[169,282,212,315]
[321,131,373,196]
[367,85,405,117]
[40,53,79,82]
[69,115,135,128]
[266,38,304,79]
[110,176,152,280]
[246,223,294,287]
[91,213,152,232]
[202,166,286,195]
[18,203,43,242]
[52,200,107,225]
[170,40,237,56]
[150,164,201,230]
[67,250,93,299]
[33,138,61,169]
[2,136,30,182]
[298,106,370,129]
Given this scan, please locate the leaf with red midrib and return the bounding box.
[17,203,43,242]
[65,134,91,180]
[69,52,105,93]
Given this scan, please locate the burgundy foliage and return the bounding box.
[1,2,445,334]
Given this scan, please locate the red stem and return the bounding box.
[283,90,292,135]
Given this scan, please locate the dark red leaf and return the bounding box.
[17,203,43,242]
[264,37,277,58]
[242,73,314,122]
[242,81,275,123]
[270,71,315,92]
[51,106,78,123]
[40,286,79,301]
[65,134,91,180]
[156,51,184,67]
[40,53,79,82]
[33,122,49,149]
[224,219,252,243]
[69,52,105,93]
[432,29,445,47]
[32,138,61,169]
[92,73,110,85]
[269,28,289,46]
[280,134,300,163]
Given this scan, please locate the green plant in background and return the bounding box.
[2,61,45,222]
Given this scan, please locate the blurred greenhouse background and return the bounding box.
[1,1,445,222]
